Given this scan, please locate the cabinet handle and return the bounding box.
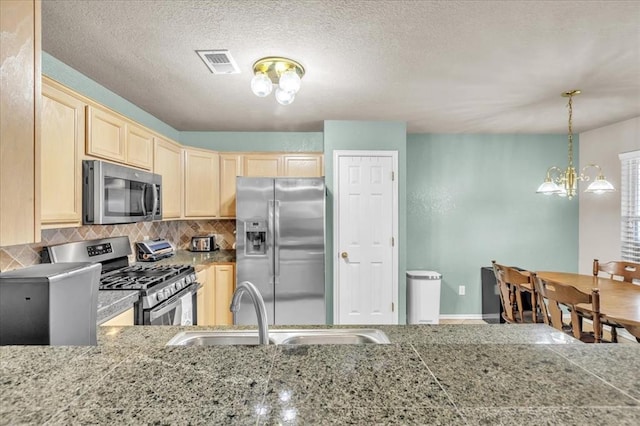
[341,252,348,259]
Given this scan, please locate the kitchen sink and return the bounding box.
[166,328,391,346]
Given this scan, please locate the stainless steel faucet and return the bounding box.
[229,281,269,345]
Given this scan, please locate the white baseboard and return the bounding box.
[617,328,637,342]
[439,314,486,320]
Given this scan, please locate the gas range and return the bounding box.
[100,263,196,309]
[42,236,199,325]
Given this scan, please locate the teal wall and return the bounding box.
[407,134,579,315]
[180,132,323,152]
[323,120,407,324]
[42,52,181,141]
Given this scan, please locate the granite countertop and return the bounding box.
[147,249,236,267]
[96,291,139,325]
[1,324,639,425]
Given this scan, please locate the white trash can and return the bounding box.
[407,270,442,324]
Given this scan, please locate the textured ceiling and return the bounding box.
[42,0,640,133]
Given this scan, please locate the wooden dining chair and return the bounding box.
[492,261,538,323]
[607,318,640,343]
[593,259,640,282]
[592,259,640,342]
[532,272,603,343]
[492,261,517,323]
[504,266,538,323]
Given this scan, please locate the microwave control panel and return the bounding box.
[87,243,113,257]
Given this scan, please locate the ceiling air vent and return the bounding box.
[196,49,240,75]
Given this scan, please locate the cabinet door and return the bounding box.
[0,0,40,246]
[154,137,183,219]
[214,264,235,325]
[100,308,134,326]
[41,79,84,228]
[184,148,219,218]
[219,153,242,217]
[243,154,281,177]
[195,268,207,325]
[283,154,324,177]
[205,265,217,325]
[86,105,126,163]
[126,124,153,170]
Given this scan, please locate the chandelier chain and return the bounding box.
[567,94,573,168]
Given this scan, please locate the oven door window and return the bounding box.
[146,288,195,326]
[104,177,153,218]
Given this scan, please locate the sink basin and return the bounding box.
[166,328,391,346]
[166,331,277,346]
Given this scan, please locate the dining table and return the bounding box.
[536,271,640,340]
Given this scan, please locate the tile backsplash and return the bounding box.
[0,220,236,272]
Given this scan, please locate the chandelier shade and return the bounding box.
[536,90,615,200]
[250,57,305,105]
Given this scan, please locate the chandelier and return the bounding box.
[536,90,615,199]
[250,57,305,105]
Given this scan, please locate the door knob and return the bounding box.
[341,252,348,258]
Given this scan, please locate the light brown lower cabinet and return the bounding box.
[100,307,134,326]
[213,264,235,325]
[196,268,207,325]
[197,263,236,326]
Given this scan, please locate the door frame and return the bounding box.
[332,150,399,324]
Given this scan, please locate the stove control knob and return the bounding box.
[175,280,182,291]
[184,275,192,285]
[156,291,165,302]
[165,288,173,299]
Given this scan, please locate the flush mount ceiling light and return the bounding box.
[250,57,305,105]
[536,90,615,200]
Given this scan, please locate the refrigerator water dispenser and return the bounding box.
[245,220,267,255]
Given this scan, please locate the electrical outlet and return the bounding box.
[458,285,466,296]
[143,235,149,241]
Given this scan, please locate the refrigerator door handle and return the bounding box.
[274,200,281,284]
[268,200,276,285]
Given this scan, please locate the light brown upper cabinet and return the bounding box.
[0,0,41,246]
[41,78,85,228]
[86,105,126,163]
[283,154,324,177]
[153,137,183,219]
[184,147,219,218]
[86,105,153,170]
[125,124,154,170]
[242,153,324,178]
[219,153,243,218]
[243,154,282,177]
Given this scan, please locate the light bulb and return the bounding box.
[275,88,295,105]
[251,72,273,97]
[278,69,301,93]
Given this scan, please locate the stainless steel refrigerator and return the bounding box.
[235,177,326,325]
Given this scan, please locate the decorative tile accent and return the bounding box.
[0,220,236,272]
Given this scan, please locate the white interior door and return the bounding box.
[334,151,398,324]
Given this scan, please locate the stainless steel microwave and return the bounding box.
[83,160,162,225]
